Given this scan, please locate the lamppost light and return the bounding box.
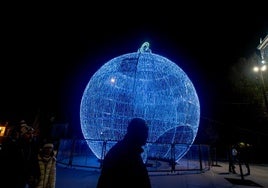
[253,65,267,72]
[261,65,267,71]
[256,34,268,112]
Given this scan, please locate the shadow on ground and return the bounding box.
[225,178,263,187]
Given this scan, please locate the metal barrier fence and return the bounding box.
[56,139,211,173]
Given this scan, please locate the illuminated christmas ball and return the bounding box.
[80,42,200,162]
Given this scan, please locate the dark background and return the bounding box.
[1,3,268,160]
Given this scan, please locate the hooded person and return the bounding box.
[29,142,56,188]
[18,120,39,188]
[96,117,151,188]
[20,124,34,136]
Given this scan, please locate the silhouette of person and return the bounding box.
[236,142,251,175]
[228,144,237,174]
[1,120,39,188]
[96,117,151,188]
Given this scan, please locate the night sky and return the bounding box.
[1,4,267,144]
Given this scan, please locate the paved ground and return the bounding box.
[56,161,268,188]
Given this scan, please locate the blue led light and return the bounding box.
[80,42,200,161]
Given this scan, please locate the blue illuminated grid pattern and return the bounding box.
[80,44,200,161]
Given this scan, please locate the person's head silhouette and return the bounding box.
[96,117,152,188]
[125,118,148,146]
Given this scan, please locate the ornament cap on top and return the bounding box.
[138,42,151,53]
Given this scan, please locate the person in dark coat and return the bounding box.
[96,117,151,188]
[1,127,22,188]
[236,142,251,175]
[1,120,39,188]
[228,144,237,174]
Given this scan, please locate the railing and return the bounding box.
[56,139,211,173]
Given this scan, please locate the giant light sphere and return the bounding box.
[80,42,200,162]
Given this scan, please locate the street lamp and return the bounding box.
[253,61,268,112]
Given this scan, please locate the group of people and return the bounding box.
[228,141,251,176]
[1,117,255,188]
[0,117,151,188]
[0,120,57,188]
